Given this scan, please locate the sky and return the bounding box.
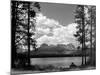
[40,2,76,26]
[33,2,79,48]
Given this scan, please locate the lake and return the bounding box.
[31,57,89,68]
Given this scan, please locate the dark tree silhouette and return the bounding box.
[11,1,41,68]
[11,1,17,68]
[90,6,96,66]
[74,5,96,66]
[86,6,96,66]
[74,5,86,65]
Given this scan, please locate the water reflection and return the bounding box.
[31,57,89,68]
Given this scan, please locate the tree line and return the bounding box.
[11,1,41,68]
[74,5,96,66]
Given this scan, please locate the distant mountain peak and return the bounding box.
[40,43,48,47]
[39,43,76,50]
[66,43,76,50]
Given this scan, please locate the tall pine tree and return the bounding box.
[74,5,86,65]
[74,5,96,66]
[11,1,41,68]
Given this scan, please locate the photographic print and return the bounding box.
[11,0,96,74]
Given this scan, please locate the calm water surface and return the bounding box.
[31,57,89,68]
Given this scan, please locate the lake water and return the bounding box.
[31,57,89,68]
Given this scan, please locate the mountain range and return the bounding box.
[30,43,77,55]
[39,43,76,50]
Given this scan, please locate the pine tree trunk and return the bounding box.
[27,2,31,67]
[82,5,85,66]
[11,1,17,68]
[90,7,93,66]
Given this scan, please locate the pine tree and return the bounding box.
[74,5,86,65]
[74,5,96,66]
[11,1,41,68]
[86,6,96,66]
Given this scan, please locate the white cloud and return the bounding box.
[34,13,79,47]
[35,13,62,29]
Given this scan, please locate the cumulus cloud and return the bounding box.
[34,13,78,47]
[35,13,62,29]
